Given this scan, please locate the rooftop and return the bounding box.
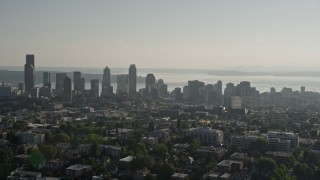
[66,164,91,171]
[172,173,188,178]
[119,156,134,162]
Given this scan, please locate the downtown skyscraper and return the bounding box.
[128,64,137,98]
[24,54,35,93]
[63,76,72,101]
[91,79,99,98]
[145,73,156,98]
[73,71,82,92]
[43,72,51,88]
[102,66,113,95]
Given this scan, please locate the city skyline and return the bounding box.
[2,2,320,179]
[2,1,320,70]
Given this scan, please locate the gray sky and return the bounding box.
[1,0,320,70]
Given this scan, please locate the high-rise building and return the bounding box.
[30,88,39,99]
[56,73,67,91]
[270,87,276,94]
[74,71,83,92]
[43,72,51,88]
[173,87,183,101]
[102,66,113,95]
[183,85,189,99]
[24,54,35,93]
[215,80,222,95]
[39,86,51,98]
[188,80,204,103]
[145,73,156,90]
[128,64,137,98]
[0,83,12,99]
[145,73,156,97]
[80,78,85,91]
[156,79,168,98]
[301,86,305,94]
[63,76,72,101]
[117,74,128,95]
[18,83,24,92]
[103,66,111,87]
[91,79,99,98]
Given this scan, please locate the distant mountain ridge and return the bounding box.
[207,70,320,77]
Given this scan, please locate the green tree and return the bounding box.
[271,164,292,180]
[294,163,314,180]
[29,149,46,170]
[131,155,154,170]
[144,174,156,180]
[52,132,70,143]
[44,130,53,143]
[158,163,175,180]
[177,119,182,130]
[135,143,148,156]
[39,144,57,161]
[87,134,102,143]
[190,138,201,153]
[293,147,301,159]
[0,148,13,179]
[154,144,168,159]
[256,157,277,171]
[91,142,100,157]
[12,121,28,131]
[249,138,268,154]
[303,151,320,167]
[7,131,19,144]
[148,121,156,132]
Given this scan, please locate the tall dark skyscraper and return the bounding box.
[103,66,111,87]
[215,80,222,95]
[117,74,128,95]
[74,71,82,92]
[128,64,137,98]
[188,80,204,103]
[56,73,67,91]
[145,73,156,97]
[24,54,35,93]
[80,78,85,91]
[102,66,112,95]
[301,86,305,94]
[43,72,51,88]
[91,79,99,98]
[63,76,72,101]
[145,73,156,90]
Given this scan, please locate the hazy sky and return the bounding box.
[1,0,320,70]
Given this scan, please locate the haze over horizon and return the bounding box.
[1,1,320,70]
